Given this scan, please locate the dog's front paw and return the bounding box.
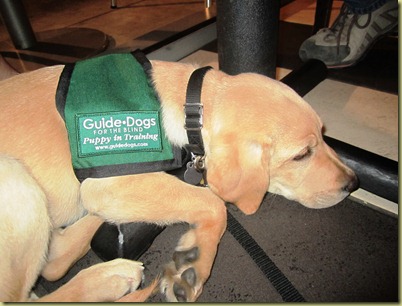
[159,202,227,302]
[161,247,203,302]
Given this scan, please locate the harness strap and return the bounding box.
[227,210,306,302]
[132,49,153,78]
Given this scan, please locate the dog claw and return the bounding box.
[173,247,199,270]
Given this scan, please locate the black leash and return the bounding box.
[227,210,306,302]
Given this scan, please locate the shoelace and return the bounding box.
[330,4,372,54]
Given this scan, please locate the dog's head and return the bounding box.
[204,72,358,214]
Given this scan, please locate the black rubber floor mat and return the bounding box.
[34,195,398,302]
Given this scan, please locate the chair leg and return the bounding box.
[111,0,117,9]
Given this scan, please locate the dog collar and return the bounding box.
[184,66,212,155]
[183,66,212,185]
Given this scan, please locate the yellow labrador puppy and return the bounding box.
[0,56,357,302]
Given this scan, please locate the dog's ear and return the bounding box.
[206,136,270,215]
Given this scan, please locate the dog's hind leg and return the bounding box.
[37,258,145,302]
[80,172,227,302]
[41,214,104,281]
[0,155,51,301]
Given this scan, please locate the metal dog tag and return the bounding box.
[184,161,203,185]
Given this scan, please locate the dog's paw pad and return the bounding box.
[173,283,187,302]
[173,247,199,269]
[171,268,197,302]
[181,267,197,287]
[161,261,200,302]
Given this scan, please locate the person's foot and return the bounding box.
[0,55,18,81]
[299,0,398,68]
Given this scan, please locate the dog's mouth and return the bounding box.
[268,180,357,209]
[297,186,356,209]
[268,165,360,209]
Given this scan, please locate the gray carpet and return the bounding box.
[34,193,398,302]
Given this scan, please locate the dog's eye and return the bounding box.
[293,147,312,161]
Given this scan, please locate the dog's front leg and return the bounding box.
[81,172,227,302]
[41,214,104,281]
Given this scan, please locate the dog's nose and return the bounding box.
[343,174,359,193]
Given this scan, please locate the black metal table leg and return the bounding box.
[0,0,37,49]
[216,0,280,78]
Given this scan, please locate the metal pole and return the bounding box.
[313,0,334,34]
[216,0,280,78]
[0,0,37,49]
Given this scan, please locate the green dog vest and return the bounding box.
[56,52,183,181]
